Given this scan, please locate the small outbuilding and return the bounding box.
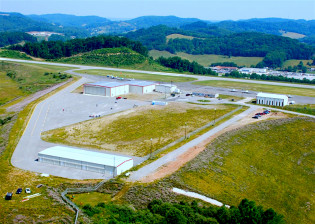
[256,92,288,106]
[84,82,129,97]
[128,81,156,94]
[155,84,177,94]
[38,146,133,176]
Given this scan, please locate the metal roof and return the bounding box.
[84,81,128,88]
[156,84,177,88]
[256,92,288,100]
[128,81,156,87]
[38,146,132,167]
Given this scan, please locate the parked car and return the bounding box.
[5,192,12,200]
[116,97,122,100]
[25,188,31,194]
[16,188,22,194]
[186,93,191,96]
[252,116,259,119]
[123,97,127,99]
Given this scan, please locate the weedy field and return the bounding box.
[42,103,237,157]
[193,80,315,97]
[169,117,315,224]
[149,50,264,67]
[78,69,197,82]
[0,62,73,106]
[0,49,32,60]
[282,59,313,68]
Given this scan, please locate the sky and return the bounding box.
[0,0,314,21]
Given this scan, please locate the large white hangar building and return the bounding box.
[256,92,288,106]
[84,81,156,97]
[38,146,133,176]
[84,82,129,97]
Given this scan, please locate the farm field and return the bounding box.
[42,103,237,157]
[282,59,313,68]
[78,69,197,82]
[171,117,315,224]
[0,62,72,107]
[166,34,199,42]
[149,50,264,67]
[194,80,315,97]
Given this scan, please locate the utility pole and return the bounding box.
[213,108,216,126]
[150,138,153,159]
[185,122,187,139]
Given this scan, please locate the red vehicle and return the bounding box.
[116,97,122,100]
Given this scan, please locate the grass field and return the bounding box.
[78,69,197,82]
[42,103,236,157]
[282,59,313,68]
[219,94,245,101]
[149,50,264,67]
[193,80,315,97]
[0,62,73,106]
[265,104,315,116]
[172,117,315,224]
[70,192,111,207]
[0,49,32,60]
[166,34,199,43]
[280,31,306,39]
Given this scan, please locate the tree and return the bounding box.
[165,207,187,224]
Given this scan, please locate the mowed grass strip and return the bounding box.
[0,62,73,106]
[172,117,315,224]
[149,50,264,67]
[193,80,315,97]
[42,103,235,157]
[78,69,197,82]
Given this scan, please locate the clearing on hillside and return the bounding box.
[166,34,201,43]
[42,103,237,157]
[170,117,315,224]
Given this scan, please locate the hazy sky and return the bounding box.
[1,0,314,20]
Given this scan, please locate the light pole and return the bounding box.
[150,138,153,159]
[185,122,187,139]
[213,108,216,126]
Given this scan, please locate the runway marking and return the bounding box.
[41,104,51,132]
[31,102,46,136]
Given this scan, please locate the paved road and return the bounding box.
[1,57,315,89]
[128,106,258,181]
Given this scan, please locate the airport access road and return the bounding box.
[1,57,315,90]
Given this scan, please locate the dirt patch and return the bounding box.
[139,109,289,183]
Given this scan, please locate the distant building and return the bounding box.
[256,92,288,106]
[155,84,178,94]
[238,68,267,75]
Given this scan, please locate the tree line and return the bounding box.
[225,70,315,84]
[83,198,284,224]
[156,56,217,75]
[0,31,37,47]
[9,35,148,59]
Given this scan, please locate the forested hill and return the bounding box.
[9,35,148,59]
[126,25,314,67]
[0,31,37,47]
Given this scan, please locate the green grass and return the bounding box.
[166,34,199,43]
[0,49,32,60]
[172,117,315,224]
[42,104,236,157]
[70,192,111,207]
[149,50,264,67]
[0,62,72,106]
[78,69,197,82]
[193,80,315,97]
[282,59,313,68]
[266,104,315,116]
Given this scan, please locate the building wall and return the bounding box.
[129,85,143,94]
[116,159,133,175]
[256,97,288,106]
[84,86,106,96]
[156,85,176,93]
[143,85,155,94]
[110,85,129,97]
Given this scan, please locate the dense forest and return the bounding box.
[156,56,217,75]
[9,35,148,59]
[126,26,314,67]
[83,199,284,224]
[0,31,37,47]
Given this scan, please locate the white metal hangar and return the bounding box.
[128,81,156,94]
[256,92,289,106]
[38,146,133,176]
[155,84,177,93]
[84,82,129,97]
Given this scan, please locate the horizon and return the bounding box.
[1,0,314,21]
